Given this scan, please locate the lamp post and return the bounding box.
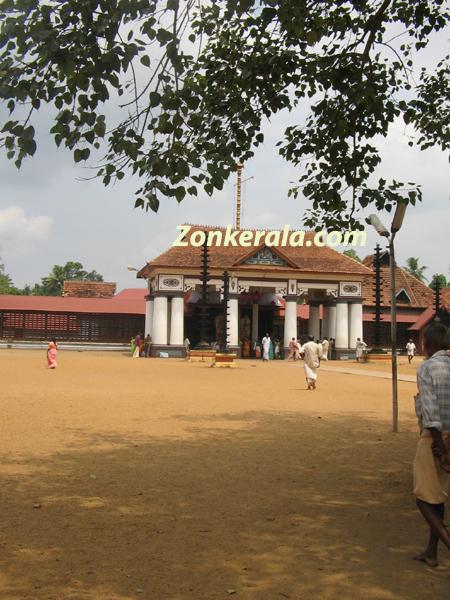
[369,203,407,432]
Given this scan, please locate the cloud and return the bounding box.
[0,206,55,253]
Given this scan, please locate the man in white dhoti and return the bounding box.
[261,334,271,362]
[301,335,322,390]
[321,337,329,361]
[406,338,416,364]
[356,337,367,363]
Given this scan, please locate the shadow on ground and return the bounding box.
[1,411,448,600]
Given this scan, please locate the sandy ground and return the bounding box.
[1,351,449,600]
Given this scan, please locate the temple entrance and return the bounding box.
[258,308,274,340]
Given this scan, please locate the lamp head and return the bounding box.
[368,214,390,238]
[391,203,407,233]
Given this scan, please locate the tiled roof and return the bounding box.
[362,253,450,310]
[441,288,450,303]
[114,288,148,300]
[0,293,145,315]
[141,225,372,277]
[63,281,116,298]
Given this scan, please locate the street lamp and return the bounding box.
[127,266,139,272]
[368,203,407,432]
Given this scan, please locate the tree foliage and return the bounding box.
[429,273,447,290]
[1,0,449,229]
[343,249,362,263]
[0,253,22,294]
[41,261,104,295]
[403,256,428,283]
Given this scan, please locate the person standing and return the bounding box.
[295,339,302,361]
[321,337,329,361]
[300,335,322,390]
[356,337,367,363]
[275,340,281,360]
[46,337,58,369]
[411,322,450,567]
[143,334,152,358]
[261,333,271,362]
[133,333,141,358]
[406,338,417,364]
[287,337,296,362]
[184,337,190,358]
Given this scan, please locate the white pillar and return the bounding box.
[251,303,259,345]
[335,301,349,349]
[327,304,337,340]
[348,301,363,350]
[308,304,321,341]
[145,295,154,338]
[169,295,184,345]
[284,298,297,347]
[153,295,168,345]
[228,296,239,347]
[322,305,328,340]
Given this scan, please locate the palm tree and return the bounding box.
[41,265,67,296]
[403,257,428,283]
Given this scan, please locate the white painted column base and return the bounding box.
[145,296,154,338]
[152,295,168,345]
[327,304,337,341]
[308,304,321,341]
[228,296,239,347]
[335,301,349,349]
[348,302,363,349]
[284,298,297,347]
[169,295,185,345]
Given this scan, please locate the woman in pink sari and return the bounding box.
[46,338,58,369]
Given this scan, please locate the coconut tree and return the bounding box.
[403,258,428,283]
[41,265,67,296]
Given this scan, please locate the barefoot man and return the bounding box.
[300,335,322,390]
[412,322,450,567]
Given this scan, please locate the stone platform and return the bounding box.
[212,353,237,368]
[362,353,391,363]
[188,350,216,363]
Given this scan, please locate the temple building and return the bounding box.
[137,225,373,357]
[361,252,450,351]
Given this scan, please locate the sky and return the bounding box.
[0,21,449,293]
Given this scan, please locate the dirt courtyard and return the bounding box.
[1,350,449,600]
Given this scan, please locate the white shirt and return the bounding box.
[406,342,416,354]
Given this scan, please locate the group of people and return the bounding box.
[131,333,152,358]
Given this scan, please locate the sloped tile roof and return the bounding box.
[362,253,450,310]
[141,225,372,277]
[441,288,450,303]
[0,292,145,315]
[63,281,116,298]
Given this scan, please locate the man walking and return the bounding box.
[261,333,271,362]
[406,338,416,364]
[356,337,367,363]
[300,335,322,390]
[412,322,450,567]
